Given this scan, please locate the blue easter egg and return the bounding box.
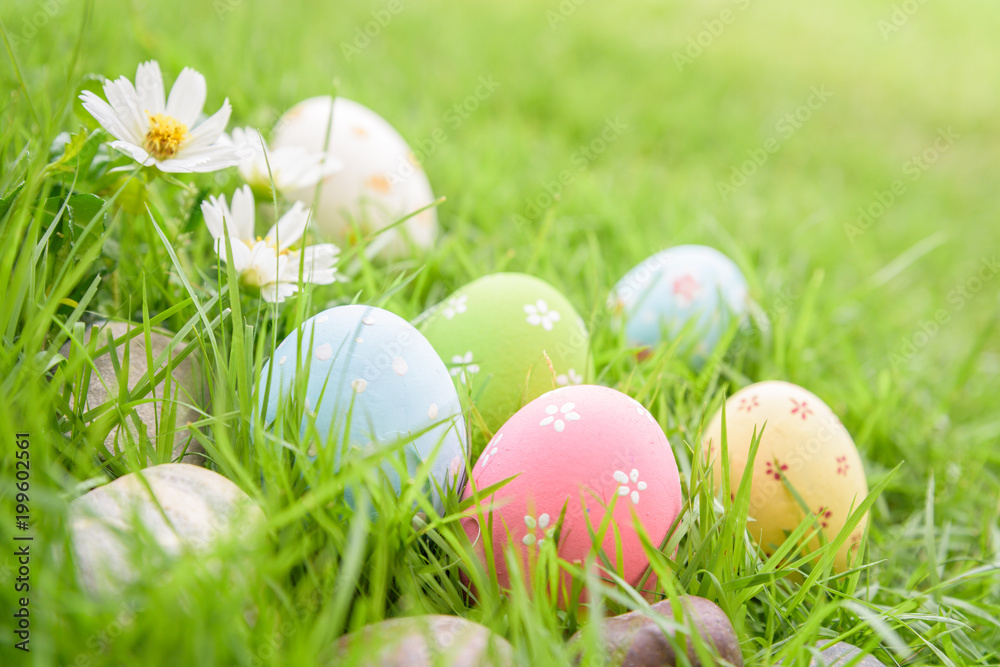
[611,245,749,359]
[258,305,466,511]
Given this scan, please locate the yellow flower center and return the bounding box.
[143,112,189,159]
[256,235,293,255]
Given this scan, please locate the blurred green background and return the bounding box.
[2,0,998,663]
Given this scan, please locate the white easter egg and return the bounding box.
[271,96,437,258]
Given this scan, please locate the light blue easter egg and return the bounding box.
[258,305,466,511]
[611,245,749,360]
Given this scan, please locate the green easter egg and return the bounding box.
[417,273,592,439]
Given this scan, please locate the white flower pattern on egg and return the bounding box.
[539,402,581,432]
[613,468,647,504]
[449,351,480,384]
[481,433,502,468]
[524,299,561,331]
[522,512,555,546]
[392,356,408,376]
[555,368,584,386]
[627,396,657,424]
[442,294,468,320]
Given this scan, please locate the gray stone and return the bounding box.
[332,615,516,667]
[69,463,265,595]
[61,320,206,463]
[807,641,886,666]
[571,596,743,666]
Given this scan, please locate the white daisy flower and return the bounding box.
[226,126,341,196]
[79,60,239,173]
[201,185,339,303]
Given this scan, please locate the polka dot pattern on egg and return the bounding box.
[271,96,438,259]
[258,305,466,512]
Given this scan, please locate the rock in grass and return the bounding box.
[332,615,515,667]
[571,596,743,666]
[802,641,886,666]
[70,463,264,595]
[61,321,206,463]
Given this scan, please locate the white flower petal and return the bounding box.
[229,186,256,242]
[631,491,640,504]
[538,514,550,528]
[201,196,228,239]
[165,67,207,127]
[267,201,309,250]
[630,469,639,483]
[259,283,280,303]
[183,99,232,151]
[613,471,629,484]
[133,60,165,115]
[524,516,536,529]
[162,142,241,172]
[79,92,135,144]
[540,416,554,427]
[247,241,279,283]
[155,154,234,173]
[617,486,630,496]
[102,76,148,144]
[108,140,154,166]
[215,238,252,272]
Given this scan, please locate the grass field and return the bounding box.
[2,0,999,664]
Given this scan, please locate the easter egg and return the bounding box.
[271,96,437,258]
[611,245,749,360]
[702,381,869,571]
[462,385,682,603]
[417,273,591,440]
[258,305,466,511]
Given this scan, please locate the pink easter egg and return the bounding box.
[461,385,683,603]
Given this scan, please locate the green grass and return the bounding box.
[2,0,999,664]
